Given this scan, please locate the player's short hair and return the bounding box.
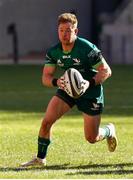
[58,13,78,28]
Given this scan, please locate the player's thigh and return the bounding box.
[83,113,101,142]
[45,95,72,122]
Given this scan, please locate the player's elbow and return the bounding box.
[108,67,112,78]
[104,66,112,79]
[42,76,47,86]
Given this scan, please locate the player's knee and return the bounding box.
[41,118,54,130]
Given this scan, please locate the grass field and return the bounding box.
[0,65,133,179]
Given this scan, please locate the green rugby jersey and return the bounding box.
[44,37,104,101]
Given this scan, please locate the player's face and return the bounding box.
[58,22,78,45]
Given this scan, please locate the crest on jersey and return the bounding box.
[73,58,81,65]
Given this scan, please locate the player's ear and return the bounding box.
[75,28,78,35]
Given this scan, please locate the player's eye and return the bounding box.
[59,29,63,32]
[66,29,71,33]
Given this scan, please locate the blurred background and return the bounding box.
[0,0,132,65]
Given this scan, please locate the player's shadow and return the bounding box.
[0,163,133,176]
[65,163,133,176]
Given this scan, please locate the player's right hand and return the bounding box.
[57,76,65,89]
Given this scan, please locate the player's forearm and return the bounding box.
[42,66,58,87]
[42,75,55,87]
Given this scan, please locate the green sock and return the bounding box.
[37,137,51,159]
[99,126,110,140]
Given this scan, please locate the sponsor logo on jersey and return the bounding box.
[62,55,71,59]
[57,59,64,67]
[46,54,52,60]
[45,54,52,64]
[88,49,100,58]
[91,103,100,111]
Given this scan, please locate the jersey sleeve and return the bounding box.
[87,44,103,69]
[44,50,56,67]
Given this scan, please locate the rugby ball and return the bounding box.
[63,68,89,98]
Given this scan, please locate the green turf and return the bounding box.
[0,65,133,179]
